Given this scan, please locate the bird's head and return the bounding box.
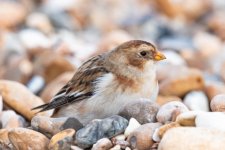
[112,40,166,71]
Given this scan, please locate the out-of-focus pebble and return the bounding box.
[156,95,182,106]
[0,80,47,120]
[205,81,225,100]
[119,99,159,124]
[31,116,79,138]
[33,51,75,83]
[26,12,53,34]
[91,138,113,150]
[48,129,75,150]
[159,67,204,97]
[158,127,225,150]
[124,118,141,137]
[153,122,180,142]
[210,94,225,112]
[175,111,199,126]
[195,112,225,131]
[8,127,49,150]
[156,101,189,124]
[0,1,27,29]
[1,110,26,129]
[183,91,209,111]
[0,129,12,150]
[127,123,162,150]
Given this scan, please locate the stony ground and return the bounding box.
[0,0,225,150]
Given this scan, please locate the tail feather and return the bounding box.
[31,103,49,110]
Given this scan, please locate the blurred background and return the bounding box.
[0,0,225,104]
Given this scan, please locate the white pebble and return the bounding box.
[183,91,209,111]
[124,118,141,137]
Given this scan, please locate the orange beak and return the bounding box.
[153,51,166,61]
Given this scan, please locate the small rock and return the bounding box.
[8,127,49,150]
[33,51,75,83]
[70,145,83,150]
[110,145,121,150]
[0,129,13,150]
[75,115,128,149]
[119,99,159,124]
[127,123,162,150]
[111,134,126,142]
[158,127,225,150]
[0,1,27,29]
[210,94,225,112]
[26,12,53,34]
[159,67,204,97]
[18,29,51,50]
[152,122,180,142]
[175,111,199,126]
[183,91,209,111]
[91,138,113,150]
[205,81,225,100]
[156,95,182,106]
[0,80,47,120]
[124,118,141,137]
[115,140,130,149]
[195,112,225,131]
[48,129,75,150]
[1,110,26,128]
[60,117,84,131]
[31,116,69,138]
[156,101,189,124]
[40,72,74,103]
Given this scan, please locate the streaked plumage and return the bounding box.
[32,40,166,124]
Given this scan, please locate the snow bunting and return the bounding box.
[33,40,166,124]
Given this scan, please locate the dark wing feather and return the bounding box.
[32,54,109,112]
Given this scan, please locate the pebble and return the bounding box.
[8,127,49,150]
[31,116,78,138]
[33,51,75,83]
[60,117,84,131]
[0,110,26,129]
[70,145,83,150]
[183,91,209,111]
[124,118,141,137]
[91,138,113,150]
[210,94,225,112]
[175,111,199,126]
[0,129,13,150]
[0,80,47,120]
[156,101,189,124]
[195,112,225,131]
[40,72,74,103]
[75,115,128,149]
[18,29,51,50]
[119,99,159,124]
[0,1,26,29]
[26,12,53,34]
[156,95,182,106]
[48,129,75,150]
[205,81,225,100]
[159,67,204,97]
[158,127,225,150]
[152,122,180,142]
[127,123,162,150]
[110,145,121,150]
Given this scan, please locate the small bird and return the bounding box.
[33,40,166,125]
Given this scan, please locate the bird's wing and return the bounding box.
[32,54,109,112]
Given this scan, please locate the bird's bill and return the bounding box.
[153,51,166,61]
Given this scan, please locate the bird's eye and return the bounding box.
[140,51,147,57]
